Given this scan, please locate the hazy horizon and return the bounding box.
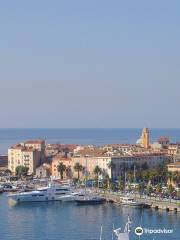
[0,1,179,128]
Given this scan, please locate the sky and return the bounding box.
[0,0,180,128]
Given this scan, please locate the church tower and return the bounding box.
[141,128,150,149]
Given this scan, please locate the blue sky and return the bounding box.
[0,1,180,128]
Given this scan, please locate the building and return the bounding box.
[140,128,150,149]
[158,137,170,148]
[136,128,150,149]
[24,139,45,164]
[36,163,51,178]
[167,162,180,173]
[168,144,180,155]
[72,152,169,180]
[51,155,72,178]
[0,155,8,172]
[8,145,41,175]
[72,156,112,179]
[111,153,169,179]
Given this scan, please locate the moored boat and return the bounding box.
[75,195,106,205]
[121,196,143,207]
[8,182,77,203]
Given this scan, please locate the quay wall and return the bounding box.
[98,191,180,213]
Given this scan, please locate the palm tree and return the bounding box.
[156,183,162,194]
[167,171,173,185]
[74,162,83,180]
[168,184,174,196]
[93,166,102,188]
[107,161,115,180]
[118,176,123,191]
[93,165,102,177]
[57,162,66,180]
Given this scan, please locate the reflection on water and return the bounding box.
[0,194,179,240]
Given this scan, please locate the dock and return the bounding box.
[97,191,180,213]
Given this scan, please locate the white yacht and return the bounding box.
[121,196,143,207]
[8,182,78,203]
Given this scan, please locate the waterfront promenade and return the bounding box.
[98,190,180,212]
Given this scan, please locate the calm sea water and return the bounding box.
[0,194,179,240]
[1,128,180,154]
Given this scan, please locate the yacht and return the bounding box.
[8,182,78,203]
[121,196,143,207]
[75,193,106,205]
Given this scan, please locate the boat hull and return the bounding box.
[75,198,106,205]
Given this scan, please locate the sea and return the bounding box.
[0,128,180,240]
[1,128,180,154]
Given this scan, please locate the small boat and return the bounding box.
[0,186,3,194]
[121,197,143,207]
[3,183,18,192]
[8,182,77,203]
[75,195,106,205]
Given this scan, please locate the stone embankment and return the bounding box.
[98,191,180,213]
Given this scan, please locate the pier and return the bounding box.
[98,191,180,213]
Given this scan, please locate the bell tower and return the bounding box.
[141,128,150,149]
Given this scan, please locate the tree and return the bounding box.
[127,171,134,183]
[101,170,109,190]
[15,165,29,178]
[74,162,83,180]
[93,166,102,188]
[57,162,66,180]
[137,182,145,195]
[93,165,102,178]
[168,184,174,195]
[118,176,123,191]
[167,171,173,185]
[107,161,115,179]
[146,185,153,195]
[156,183,162,194]
[4,169,12,176]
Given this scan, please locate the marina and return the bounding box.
[0,192,179,240]
[0,128,180,239]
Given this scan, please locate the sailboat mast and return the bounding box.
[99,225,103,240]
[134,164,136,183]
[85,155,87,194]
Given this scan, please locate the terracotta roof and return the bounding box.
[25,139,45,144]
[158,136,169,142]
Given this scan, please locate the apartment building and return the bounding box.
[72,153,169,180]
[167,162,180,173]
[8,145,41,175]
[24,139,45,163]
[51,155,72,178]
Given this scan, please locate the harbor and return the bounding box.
[0,128,180,239]
[98,191,180,212]
[0,191,179,240]
[1,179,180,213]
